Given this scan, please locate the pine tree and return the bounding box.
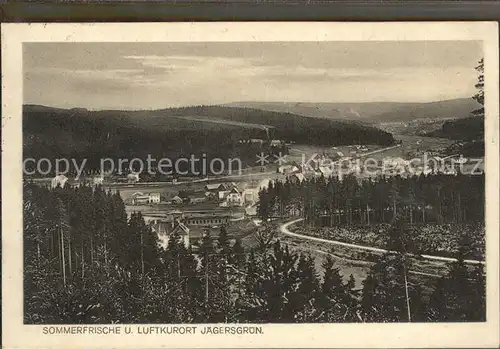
[361,253,423,322]
[232,238,246,269]
[346,274,356,291]
[428,251,485,322]
[109,191,129,268]
[361,274,377,320]
[287,254,320,322]
[127,212,160,276]
[217,225,231,260]
[197,230,218,321]
[472,58,484,117]
[254,221,277,252]
[317,256,359,322]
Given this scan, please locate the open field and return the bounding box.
[274,222,467,292]
[287,135,454,168]
[168,115,274,131]
[278,234,441,289]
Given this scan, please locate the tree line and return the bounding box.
[258,173,484,226]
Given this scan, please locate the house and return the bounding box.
[184,214,230,227]
[219,190,230,200]
[288,173,305,184]
[189,197,206,204]
[51,174,68,189]
[150,218,190,248]
[204,182,240,201]
[131,192,149,205]
[316,166,333,177]
[242,188,258,204]
[278,165,299,175]
[226,187,243,206]
[205,183,226,192]
[205,183,229,198]
[127,173,140,183]
[131,192,161,205]
[204,191,220,201]
[149,193,161,204]
[170,221,190,247]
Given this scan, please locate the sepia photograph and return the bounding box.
[2,22,499,348]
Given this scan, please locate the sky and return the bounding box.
[23,41,483,110]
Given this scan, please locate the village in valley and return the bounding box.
[22,41,487,324]
[40,132,482,257]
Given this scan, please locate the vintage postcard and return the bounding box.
[2,22,499,348]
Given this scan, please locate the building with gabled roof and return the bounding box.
[316,166,333,177]
[242,188,258,204]
[131,192,161,205]
[226,187,243,206]
[278,165,299,175]
[150,218,190,249]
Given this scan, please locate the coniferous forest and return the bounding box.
[258,173,486,259]
[24,175,485,324]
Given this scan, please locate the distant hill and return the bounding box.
[371,99,480,123]
[225,101,407,121]
[24,104,394,144]
[23,104,394,174]
[225,98,480,124]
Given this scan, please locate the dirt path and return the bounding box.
[279,219,485,265]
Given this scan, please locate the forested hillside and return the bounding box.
[156,105,395,145]
[426,116,484,141]
[23,104,394,175]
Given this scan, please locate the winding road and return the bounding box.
[279,218,485,265]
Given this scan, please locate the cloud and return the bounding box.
[27,67,144,82]
[23,42,482,109]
